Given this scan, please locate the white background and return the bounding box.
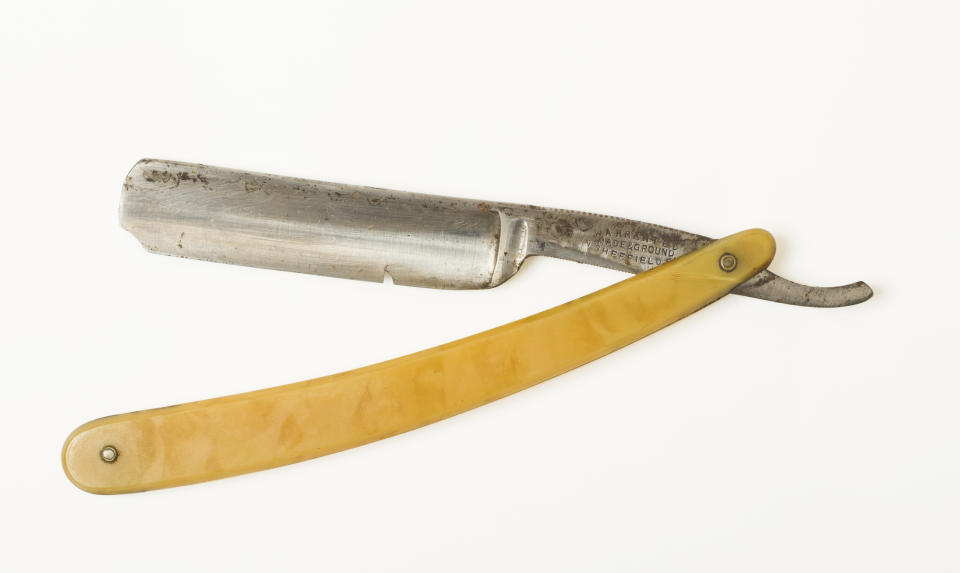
[2,1,958,571]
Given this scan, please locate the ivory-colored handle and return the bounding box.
[63,229,775,493]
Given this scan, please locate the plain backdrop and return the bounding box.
[2,1,958,571]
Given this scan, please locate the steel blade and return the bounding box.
[120,159,871,307]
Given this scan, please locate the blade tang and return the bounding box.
[504,204,871,307]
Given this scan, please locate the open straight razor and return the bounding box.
[119,159,871,307]
[60,160,871,493]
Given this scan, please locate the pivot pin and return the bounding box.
[719,253,738,272]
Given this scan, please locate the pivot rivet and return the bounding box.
[100,445,118,464]
[719,253,738,272]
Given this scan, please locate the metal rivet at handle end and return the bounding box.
[100,445,118,464]
[719,253,738,272]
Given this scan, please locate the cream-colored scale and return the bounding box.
[64,229,775,494]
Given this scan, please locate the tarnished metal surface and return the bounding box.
[121,159,872,307]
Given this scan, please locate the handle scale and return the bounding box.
[63,229,774,493]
